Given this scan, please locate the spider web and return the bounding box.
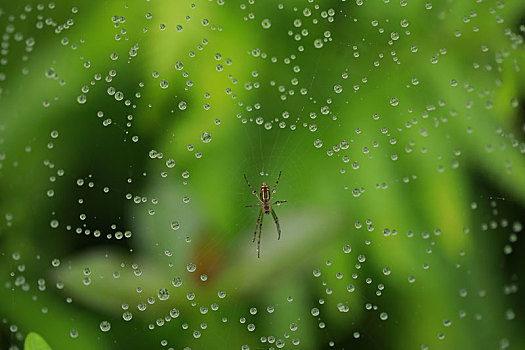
[0,1,524,350]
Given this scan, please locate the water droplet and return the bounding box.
[77,94,87,104]
[390,97,399,106]
[166,159,175,168]
[187,263,196,272]
[99,321,111,332]
[201,132,212,143]
[123,311,133,321]
[170,308,179,318]
[50,219,59,228]
[172,277,182,287]
[157,288,170,301]
[261,18,271,29]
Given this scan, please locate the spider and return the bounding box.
[244,171,287,258]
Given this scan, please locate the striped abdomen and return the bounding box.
[259,182,271,214]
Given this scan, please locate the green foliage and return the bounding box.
[0,1,524,349]
[24,333,53,350]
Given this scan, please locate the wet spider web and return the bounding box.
[0,1,524,350]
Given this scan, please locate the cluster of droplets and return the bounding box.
[305,218,397,347]
[233,2,343,131]
[118,260,229,346]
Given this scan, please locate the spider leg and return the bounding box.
[271,208,281,240]
[245,204,261,208]
[271,171,282,194]
[252,208,263,243]
[257,210,264,258]
[243,174,260,200]
[272,200,287,206]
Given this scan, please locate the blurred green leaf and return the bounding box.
[24,332,53,350]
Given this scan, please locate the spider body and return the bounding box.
[259,182,271,214]
[244,172,287,258]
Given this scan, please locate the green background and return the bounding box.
[0,1,524,349]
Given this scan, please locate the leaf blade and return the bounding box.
[24,332,53,350]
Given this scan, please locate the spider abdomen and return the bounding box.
[259,183,271,203]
